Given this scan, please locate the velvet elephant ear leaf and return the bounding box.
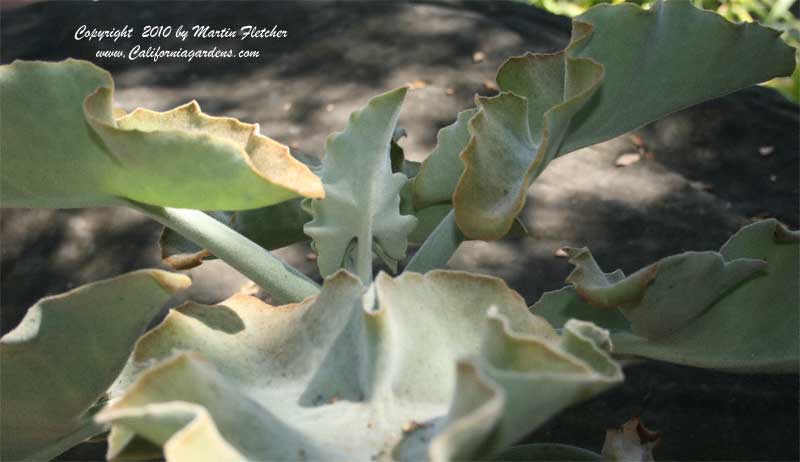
[303,88,417,283]
[561,246,766,339]
[0,269,191,461]
[453,0,796,240]
[0,59,323,210]
[98,270,622,462]
[532,219,799,373]
[407,104,528,242]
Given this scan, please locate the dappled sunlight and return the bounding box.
[1,1,797,460]
[446,117,780,305]
[16,2,569,162]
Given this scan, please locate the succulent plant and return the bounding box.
[1,1,796,460]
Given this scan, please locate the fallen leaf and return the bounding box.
[473,51,486,62]
[615,153,641,167]
[601,418,660,462]
[163,249,211,270]
[630,134,646,150]
[483,79,499,92]
[406,79,428,90]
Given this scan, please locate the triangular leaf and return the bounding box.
[304,88,417,282]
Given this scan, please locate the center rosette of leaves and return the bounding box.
[100,270,622,461]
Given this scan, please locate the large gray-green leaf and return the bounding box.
[533,219,799,373]
[562,247,766,338]
[0,269,191,461]
[0,59,323,209]
[406,107,527,244]
[454,0,795,239]
[99,270,622,461]
[303,88,417,282]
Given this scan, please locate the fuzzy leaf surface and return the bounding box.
[412,108,477,210]
[454,0,796,239]
[160,199,311,269]
[0,270,191,461]
[562,247,766,338]
[0,59,323,209]
[533,220,799,373]
[303,88,417,281]
[99,270,622,461]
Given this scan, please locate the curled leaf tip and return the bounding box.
[451,1,795,240]
[149,270,193,293]
[1,58,323,209]
[773,220,800,243]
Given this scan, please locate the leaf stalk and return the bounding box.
[128,200,320,303]
[405,209,464,273]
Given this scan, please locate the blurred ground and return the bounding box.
[1,1,798,461]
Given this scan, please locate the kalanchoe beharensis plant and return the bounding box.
[1,1,797,461]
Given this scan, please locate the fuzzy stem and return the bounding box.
[356,226,374,284]
[129,201,320,303]
[405,209,464,273]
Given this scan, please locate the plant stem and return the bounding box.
[128,201,320,304]
[356,229,374,285]
[405,209,464,273]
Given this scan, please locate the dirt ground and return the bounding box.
[1,1,798,460]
